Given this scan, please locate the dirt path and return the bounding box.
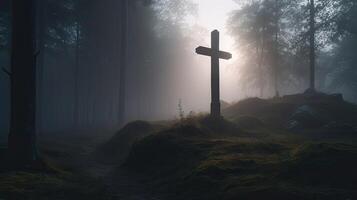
[84,160,163,200]
[42,132,164,200]
[71,138,163,199]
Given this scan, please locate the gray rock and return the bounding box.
[286,105,331,131]
[329,93,344,102]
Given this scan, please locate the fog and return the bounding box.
[1,0,357,139]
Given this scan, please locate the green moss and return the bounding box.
[0,171,109,200]
[121,113,357,199]
[282,143,357,188]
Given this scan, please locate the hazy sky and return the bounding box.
[188,0,243,104]
[193,0,238,31]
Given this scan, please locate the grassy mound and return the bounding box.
[120,104,357,199]
[124,116,242,172]
[223,93,357,129]
[284,143,357,188]
[81,92,357,199]
[94,121,165,164]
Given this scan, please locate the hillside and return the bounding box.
[2,93,356,200]
[102,93,357,200]
[223,92,357,130]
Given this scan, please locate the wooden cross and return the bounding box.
[196,30,232,118]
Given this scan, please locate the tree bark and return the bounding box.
[309,0,316,91]
[8,0,38,166]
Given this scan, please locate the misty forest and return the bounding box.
[1,0,357,199]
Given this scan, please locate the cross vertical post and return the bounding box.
[211,30,220,118]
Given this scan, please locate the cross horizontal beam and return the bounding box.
[196,46,232,60]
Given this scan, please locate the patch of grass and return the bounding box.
[282,143,357,188]
[0,133,111,200]
[0,170,109,200]
[125,128,204,176]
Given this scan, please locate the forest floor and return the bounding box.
[0,130,163,200]
[1,92,357,200]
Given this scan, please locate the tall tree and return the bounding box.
[8,0,38,165]
[229,0,290,97]
[36,0,47,135]
[289,0,350,91]
[308,0,316,91]
[73,1,82,130]
[272,0,280,97]
[326,0,357,99]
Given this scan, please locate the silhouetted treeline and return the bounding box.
[0,0,197,137]
[1,0,357,140]
[228,0,357,99]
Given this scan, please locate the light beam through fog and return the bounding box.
[191,0,242,103]
[182,0,242,114]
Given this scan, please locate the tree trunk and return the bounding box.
[73,13,81,130]
[309,0,316,91]
[8,0,38,166]
[273,0,280,97]
[36,0,46,135]
[118,0,128,126]
[273,31,279,97]
[258,31,265,98]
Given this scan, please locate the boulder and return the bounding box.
[286,105,331,131]
[328,93,344,102]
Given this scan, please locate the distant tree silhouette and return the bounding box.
[229,0,290,97]
[119,0,128,126]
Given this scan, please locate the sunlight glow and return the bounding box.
[193,0,238,31]
[189,0,243,102]
[190,0,239,58]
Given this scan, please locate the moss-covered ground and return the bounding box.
[0,133,111,200]
[117,94,357,200]
[1,93,357,200]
